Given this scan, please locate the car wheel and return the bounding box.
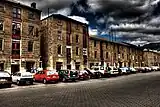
[43,79,47,84]
[99,73,102,78]
[17,80,20,86]
[62,78,66,82]
[30,81,33,85]
[88,75,91,79]
[7,84,11,88]
[33,78,36,82]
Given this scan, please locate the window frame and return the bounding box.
[28,41,34,52]
[57,45,62,55]
[0,21,4,31]
[94,40,96,47]
[12,7,21,19]
[28,25,34,35]
[106,52,108,59]
[0,3,5,11]
[0,39,4,51]
[76,35,79,43]
[76,47,79,56]
[57,30,62,40]
[12,22,21,36]
[28,11,35,20]
[94,51,97,58]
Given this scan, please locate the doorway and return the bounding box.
[26,61,35,72]
[0,63,4,71]
[56,62,62,70]
[75,62,80,70]
[11,65,20,74]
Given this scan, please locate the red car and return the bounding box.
[34,70,59,84]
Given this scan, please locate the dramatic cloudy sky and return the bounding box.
[14,0,160,46]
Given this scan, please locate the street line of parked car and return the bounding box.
[0,66,159,88]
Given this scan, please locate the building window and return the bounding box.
[13,7,21,19]
[57,31,62,40]
[76,35,79,43]
[12,22,21,35]
[0,3,4,11]
[106,52,108,59]
[127,54,129,60]
[94,40,96,47]
[122,53,124,58]
[94,51,97,58]
[12,41,20,50]
[66,34,71,45]
[75,24,79,30]
[76,47,79,56]
[0,21,3,31]
[114,53,116,59]
[106,43,108,48]
[28,41,33,52]
[28,26,34,35]
[0,39,3,51]
[57,20,62,25]
[57,45,62,55]
[28,11,35,19]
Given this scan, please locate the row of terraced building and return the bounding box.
[0,0,160,73]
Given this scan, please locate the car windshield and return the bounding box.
[47,70,57,75]
[0,72,10,77]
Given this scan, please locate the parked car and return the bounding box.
[104,66,119,76]
[84,68,101,79]
[91,66,105,77]
[119,67,129,74]
[79,70,90,80]
[57,70,79,82]
[0,71,12,88]
[12,72,33,85]
[128,67,137,73]
[151,66,159,71]
[34,70,59,84]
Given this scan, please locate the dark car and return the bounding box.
[84,68,101,79]
[57,70,79,82]
[0,71,12,88]
[79,70,90,80]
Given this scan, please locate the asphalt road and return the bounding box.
[1,72,160,107]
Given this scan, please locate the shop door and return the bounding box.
[11,65,20,74]
[26,62,35,72]
[56,62,62,70]
[75,62,80,70]
[0,63,4,71]
[67,65,71,70]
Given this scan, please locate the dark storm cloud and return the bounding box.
[16,0,78,16]
[15,0,160,45]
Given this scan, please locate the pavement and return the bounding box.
[0,72,160,107]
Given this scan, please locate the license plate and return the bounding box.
[52,76,56,78]
[0,79,6,82]
[73,75,75,76]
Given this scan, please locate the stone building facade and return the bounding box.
[143,49,160,67]
[41,14,88,70]
[88,36,144,69]
[0,0,41,73]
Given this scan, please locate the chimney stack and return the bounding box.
[31,2,36,9]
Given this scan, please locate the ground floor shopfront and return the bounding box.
[45,57,87,71]
[88,60,143,69]
[1,59,42,74]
